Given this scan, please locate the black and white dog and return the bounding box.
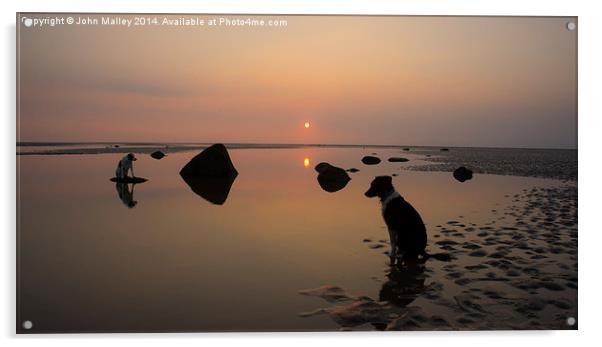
[365,176,449,263]
[115,153,137,180]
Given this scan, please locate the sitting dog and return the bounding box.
[365,176,449,263]
[115,153,137,180]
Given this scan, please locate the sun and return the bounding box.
[304,121,311,129]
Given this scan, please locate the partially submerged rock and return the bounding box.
[180,144,238,177]
[346,168,360,173]
[314,162,351,193]
[440,148,449,151]
[180,144,238,204]
[362,156,381,165]
[150,150,166,160]
[388,157,409,163]
[453,166,473,182]
[314,162,331,174]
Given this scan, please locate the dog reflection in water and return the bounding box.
[372,259,427,330]
[115,182,138,208]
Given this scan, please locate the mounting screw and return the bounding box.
[567,317,576,326]
[566,22,576,31]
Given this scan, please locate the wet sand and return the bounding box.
[17,146,577,332]
[299,183,577,330]
[407,147,577,181]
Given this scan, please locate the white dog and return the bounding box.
[115,153,137,180]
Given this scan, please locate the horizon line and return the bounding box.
[15,141,577,151]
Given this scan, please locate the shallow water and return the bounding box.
[16,147,577,332]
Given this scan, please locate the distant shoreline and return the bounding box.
[16,142,577,152]
[17,143,413,156]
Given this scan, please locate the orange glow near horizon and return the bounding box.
[303,157,310,167]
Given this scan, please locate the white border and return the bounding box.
[3,1,601,346]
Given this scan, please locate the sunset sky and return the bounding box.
[18,15,577,148]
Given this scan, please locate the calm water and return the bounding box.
[17,147,575,332]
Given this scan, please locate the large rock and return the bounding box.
[453,166,473,182]
[180,144,238,177]
[388,157,409,163]
[314,162,351,193]
[179,144,238,205]
[362,156,381,165]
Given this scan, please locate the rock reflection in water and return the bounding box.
[180,174,237,205]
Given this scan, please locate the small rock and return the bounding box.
[362,156,381,165]
[453,166,473,182]
[314,162,351,193]
[388,157,409,163]
[150,150,166,160]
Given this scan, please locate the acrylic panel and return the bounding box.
[16,13,577,333]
